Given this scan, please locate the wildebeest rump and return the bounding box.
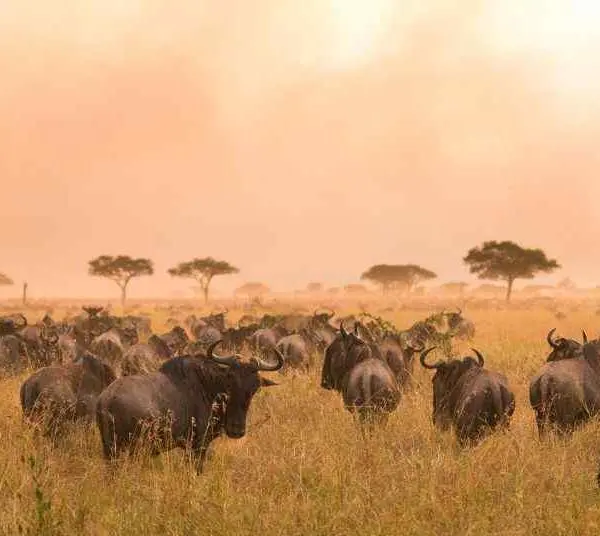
[321,322,400,424]
[95,340,284,472]
[420,347,515,446]
[530,338,600,436]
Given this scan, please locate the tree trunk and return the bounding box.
[22,281,28,306]
[120,284,127,308]
[506,278,514,302]
[203,285,209,304]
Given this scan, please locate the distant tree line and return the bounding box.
[0,240,562,305]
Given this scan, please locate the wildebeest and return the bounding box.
[444,309,476,340]
[378,334,421,389]
[95,340,283,472]
[154,326,189,357]
[20,353,117,437]
[89,326,139,374]
[250,324,289,357]
[276,333,311,373]
[0,334,27,373]
[321,323,401,425]
[420,347,515,446]
[530,338,600,436]
[121,335,173,376]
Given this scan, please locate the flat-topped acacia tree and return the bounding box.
[168,257,239,304]
[361,264,437,294]
[88,255,154,307]
[463,240,560,302]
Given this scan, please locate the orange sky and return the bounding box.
[2,1,600,299]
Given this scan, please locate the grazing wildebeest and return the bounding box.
[121,335,173,376]
[378,334,422,389]
[530,339,600,436]
[420,347,515,446]
[0,334,27,373]
[20,353,117,437]
[276,333,311,373]
[444,309,476,340]
[250,325,289,356]
[155,326,189,357]
[90,326,139,374]
[321,323,400,425]
[193,325,223,347]
[95,340,283,472]
[545,328,586,362]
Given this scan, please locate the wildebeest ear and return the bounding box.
[260,377,279,387]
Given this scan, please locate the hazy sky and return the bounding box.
[2,1,600,299]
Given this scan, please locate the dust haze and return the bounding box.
[1,1,599,299]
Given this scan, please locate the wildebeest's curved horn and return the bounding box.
[253,346,284,372]
[471,348,485,367]
[583,330,589,344]
[456,307,462,315]
[406,342,425,353]
[547,328,559,349]
[340,321,348,338]
[207,340,239,368]
[420,347,443,369]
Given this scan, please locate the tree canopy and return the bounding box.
[88,255,154,306]
[463,240,560,302]
[306,282,324,293]
[0,273,13,286]
[361,264,437,293]
[235,282,270,300]
[168,257,239,303]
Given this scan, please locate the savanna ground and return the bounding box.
[2,301,600,535]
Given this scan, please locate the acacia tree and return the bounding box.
[306,282,324,293]
[439,281,469,296]
[0,273,13,287]
[88,255,154,307]
[360,264,437,294]
[234,282,270,301]
[463,240,560,302]
[168,257,239,304]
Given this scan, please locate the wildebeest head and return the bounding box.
[206,340,283,438]
[341,322,373,363]
[420,347,485,430]
[545,328,586,362]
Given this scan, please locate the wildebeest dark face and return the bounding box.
[223,365,263,438]
[207,341,282,439]
[545,328,585,362]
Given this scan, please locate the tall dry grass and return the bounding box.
[2,306,600,535]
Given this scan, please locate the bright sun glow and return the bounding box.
[476,0,600,105]
[322,0,397,69]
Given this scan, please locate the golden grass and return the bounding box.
[2,306,600,535]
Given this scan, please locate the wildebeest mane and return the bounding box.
[159,356,229,393]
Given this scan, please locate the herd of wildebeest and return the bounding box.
[1,305,600,483]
